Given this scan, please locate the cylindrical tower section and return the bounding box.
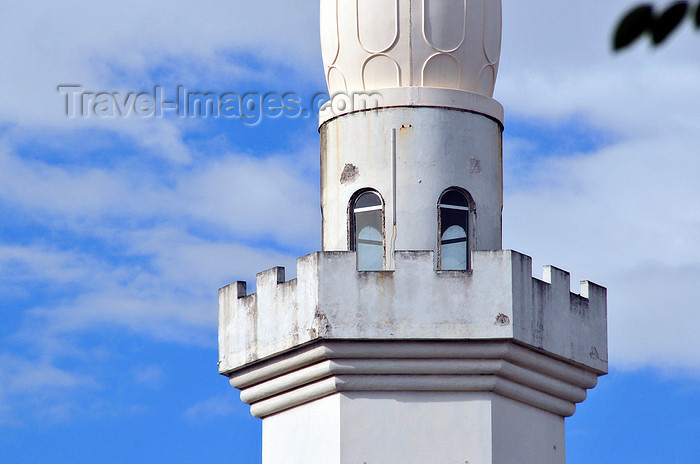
[321,107,502,261]
[320,0,504,269]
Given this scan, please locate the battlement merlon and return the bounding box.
[218,250,607,376]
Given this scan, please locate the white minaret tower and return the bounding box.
[219,2,608,463]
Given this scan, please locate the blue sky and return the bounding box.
[1,1,699,462]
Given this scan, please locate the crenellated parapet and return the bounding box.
[218,250,607,377]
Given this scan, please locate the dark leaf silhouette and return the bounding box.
[614,4,655,50]
[651,2,689,44]
[613,1,700,51]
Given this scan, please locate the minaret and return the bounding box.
[219,1,608,463]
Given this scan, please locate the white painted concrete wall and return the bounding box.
[320,106,503,261]
[263,394,341,464]
[260,391,564,464]
[218,250,608,375]
[491,395,565,464]
[339,392,494,464]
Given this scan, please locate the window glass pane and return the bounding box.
[439,189,470,270]
[357,225,383,270]
[441,206,467,233]
[441,224,467,270]
[355,207,383,270]
[355,192,382,209]
[441,190,469,208]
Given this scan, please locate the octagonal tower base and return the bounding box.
[219,250,607,464]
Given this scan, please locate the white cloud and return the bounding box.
[0,1,322,127]
[0,0,325,170]
[184,393,244,422]
[0,145,319,249]
[131,366,164,389]
[608,262,700,369]
[0,221,302,422]
[5,231,300,346]
[498,0,700,136]
[0,245,105,290]
[176,151,319,246]
[0,124,318,421]
[0,356,147,424]
[0,355,98,392]
[495,1,700,371]
[503,128,700,369]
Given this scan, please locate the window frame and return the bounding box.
[349,189,386,271]
[437,187,475,271]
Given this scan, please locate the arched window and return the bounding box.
[351,190,384,271]
[438,189,472,270]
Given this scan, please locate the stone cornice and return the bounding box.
[226,340,599,419]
